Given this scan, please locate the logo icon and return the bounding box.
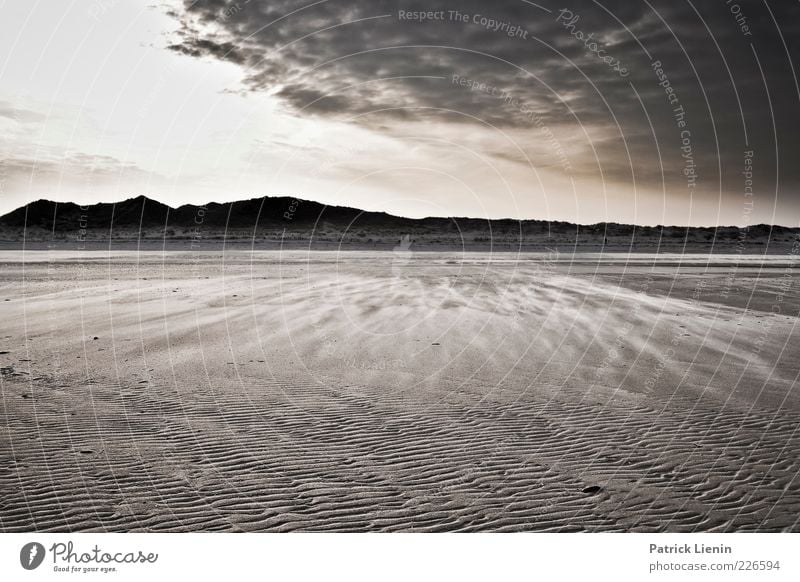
[20,542,45,570]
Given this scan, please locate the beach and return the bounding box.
[1,249,798,532]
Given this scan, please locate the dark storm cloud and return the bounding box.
[165,0,800,223]
[168,37,248,64]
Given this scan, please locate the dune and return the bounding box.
[0,249,798,531]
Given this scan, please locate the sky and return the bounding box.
[0,0,798,226]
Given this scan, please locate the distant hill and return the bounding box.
[0,195,549,234]
[0,195,464,231]
[0,195,797,251]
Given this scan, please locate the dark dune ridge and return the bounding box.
[1,196,797,252]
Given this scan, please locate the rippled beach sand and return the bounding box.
[1,250,799,531]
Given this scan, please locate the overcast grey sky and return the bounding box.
[1,0,798,226]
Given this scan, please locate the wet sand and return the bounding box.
[1,250,799,531]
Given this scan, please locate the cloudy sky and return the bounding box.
[0,0,798,226]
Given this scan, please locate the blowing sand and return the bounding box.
[1,249,799,531]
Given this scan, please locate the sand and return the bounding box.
[1,249,799,532]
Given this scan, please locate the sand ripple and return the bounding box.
[1,251,798,531]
